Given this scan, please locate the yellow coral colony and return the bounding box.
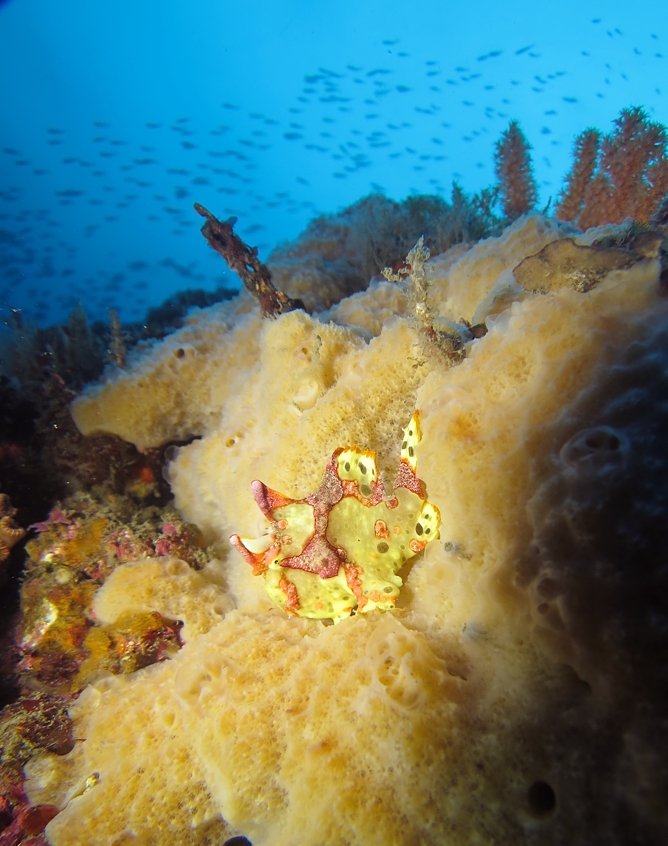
[29,213,668,846]
[230,411,440,621]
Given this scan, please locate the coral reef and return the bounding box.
[70,214,559,458]
[9,213,665,846]
[556,107,668,228]
[12,492,215,696]
[142,285,236,338]
[0,479,230,836]
[266,189,502,312]
[2,304,108,392]
[5,108,668,846]
[0,494,25,565]
[0,282,238,400]
[0,694,72,846]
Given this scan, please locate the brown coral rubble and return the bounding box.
[0,494,25,564]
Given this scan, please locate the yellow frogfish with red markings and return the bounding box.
[230,411,440,622]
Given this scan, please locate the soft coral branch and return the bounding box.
[494,120,537,222]
[556,129,601,223]
[559,107,668,228]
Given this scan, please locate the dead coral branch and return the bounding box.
[108,309,127,369]
[194,203,304,318]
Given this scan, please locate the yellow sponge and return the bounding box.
[93,556,233,641]
[45,215,668,845]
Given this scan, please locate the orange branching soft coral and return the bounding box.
[558,107,668,228]
[555,129,601,223]
[494,119,537,222]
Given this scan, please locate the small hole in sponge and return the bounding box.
[584,430,620,450]
[224,838,252,846]
[166,559,188,576]
[161,709,176,729]
[560,425,626,468]
[527,780,556,816]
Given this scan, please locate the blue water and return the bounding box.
[0,0,665,326]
